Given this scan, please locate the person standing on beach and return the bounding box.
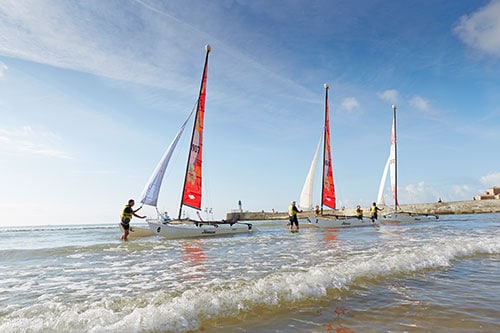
[288,201,302,231]
[370,202,383,223]
[120,199,146,241]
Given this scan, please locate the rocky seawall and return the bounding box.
[226,199,500,221]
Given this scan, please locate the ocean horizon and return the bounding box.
[1,214,499,332]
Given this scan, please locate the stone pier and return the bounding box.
[226,199,500,221]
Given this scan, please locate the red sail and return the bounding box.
[181,48,209,210]
[322,86,336,209]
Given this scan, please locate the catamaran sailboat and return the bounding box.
[377,105,438,223]
[141,45,254,239]
[303,84,374,228]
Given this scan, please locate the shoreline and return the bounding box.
[227,199,500,221]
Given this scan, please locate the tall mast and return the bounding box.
[178,44,211,219]
[392,104,398,213]
[320,83,329,214]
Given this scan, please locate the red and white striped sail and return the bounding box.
[180,46,210,212]
[389,115,398,206]
[322,85,336,209]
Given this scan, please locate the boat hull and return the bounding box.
[379,212,439,223]
[147,219,255,239]
[119,225,155,239]
[306,216,375,228]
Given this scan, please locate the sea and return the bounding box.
[0,213,499,333]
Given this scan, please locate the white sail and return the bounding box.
[140,109,194,207]
[389,116,397,206]
[299,135,322,211]
[377,155,390,205]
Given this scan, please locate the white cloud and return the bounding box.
[454,0,500,58]
[341,97,359,111]
[378,89,399,104]
[0,1,312,114]
[451,184,474,199]
[402,181,440,203]
[480,172,500,186]
[0,1,204,91]
[409,95,430,112]
[0,126,70,159]
[0,61,7,78]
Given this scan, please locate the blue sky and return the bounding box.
[1,0,499,226]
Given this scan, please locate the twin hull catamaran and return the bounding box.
[376,105,438,223]
[301,84,374,229]
[140,45,254,239]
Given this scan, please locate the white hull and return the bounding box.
[119,225,155,239]
[379,212,439,223]
[282,219,320,229]
[306,216,376,228]
[147,219,255,239]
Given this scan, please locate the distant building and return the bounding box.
[474,186,500,200]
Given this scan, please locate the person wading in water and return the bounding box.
[120,199,146,241]
[288,201,302,231]
[370,202,383,223]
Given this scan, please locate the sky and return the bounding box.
[1,0,499,226]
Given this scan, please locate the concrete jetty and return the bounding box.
[226,199,500,221]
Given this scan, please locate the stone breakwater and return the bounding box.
[226,199,500,221]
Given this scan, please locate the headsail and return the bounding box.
[377,155,390,205]
[139,109,194,207]
[179,45,210,216]
[299,135,322,211]
[321,83,336,209]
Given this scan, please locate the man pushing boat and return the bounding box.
[120,199,146,241]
